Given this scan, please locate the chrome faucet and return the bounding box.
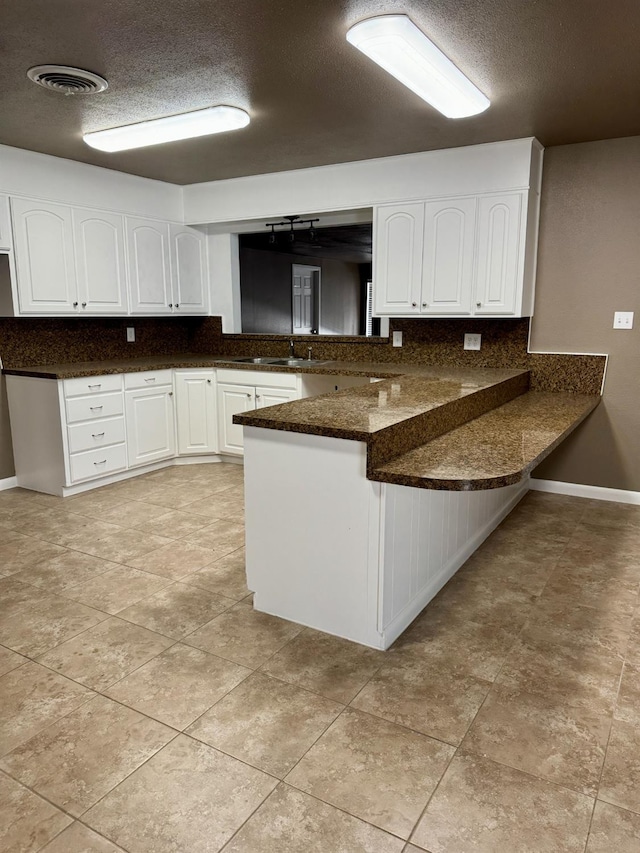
[307,347,313,361]
[289,339,295,358]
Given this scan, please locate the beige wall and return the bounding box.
[531,136,640,491]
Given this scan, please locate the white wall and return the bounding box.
[0,144,182,221]
[183,137,542,224]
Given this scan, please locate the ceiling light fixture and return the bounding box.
[346,14,489,119]
[83,105,250,152]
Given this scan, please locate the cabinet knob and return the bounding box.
[81,302,87,308]
[168,391,173,397]
[73,301,78,308]
[175,303,179,308]
[412,302,417,308]
[246,393,251,398]
[169,303,173,308]
[476,302,482,307]
[422,302,427,308]
[207,378,212,384]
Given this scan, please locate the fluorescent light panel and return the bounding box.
[84,105,250,152]
[346,15,489,118]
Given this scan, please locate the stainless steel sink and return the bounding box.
[225,357,282,364]
[269,358,331,366]
[224,356,330,367]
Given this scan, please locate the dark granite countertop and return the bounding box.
[3,354,444,380]
[3,354,599,492]
[370,391,600,490]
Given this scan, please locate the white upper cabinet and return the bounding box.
[474,193,523,315]
[11,198,78,314]
[422,198,476,315]
[373,203,424,314]
[169,225,208,314]
[374,187,537,318]
[0,195,12,251]
[126,217,173,314]
[73,209,128,314]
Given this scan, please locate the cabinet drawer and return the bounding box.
[67,416,126,454]
[69,443,127,483]
[124,370,173,389]
[64,374,123,398]
[66,392,124,423]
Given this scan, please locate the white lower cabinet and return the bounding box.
[218,384,256,455]
[7,366,311,495]
[216,369,301,457]
[175,370,218,455]
[125,382,176,468]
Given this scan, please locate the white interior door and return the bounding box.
[292,264,320,333]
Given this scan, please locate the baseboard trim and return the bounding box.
[0,476,18,491]
[530,478,640,505]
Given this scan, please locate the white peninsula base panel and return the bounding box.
[244,426,527,650]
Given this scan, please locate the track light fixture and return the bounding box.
[265,215,321,244]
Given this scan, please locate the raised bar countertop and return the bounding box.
[370,391,600,490]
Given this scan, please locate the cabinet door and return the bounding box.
[218,383,255,456]
[125,386,176,467]
[175,370,217,455]
[422,198,476,315]
[255,386,298,409]
[474,193,523,315]
[0,195,12,251]
[11,198,78,314]
[170,225,208,314]
[373,203,424,315]
[126,217,172,314]
[73,209,128,314]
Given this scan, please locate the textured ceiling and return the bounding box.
[2,0,640,185]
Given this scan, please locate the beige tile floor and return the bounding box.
[1,463,640,851]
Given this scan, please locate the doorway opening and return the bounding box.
[292,264,320,334]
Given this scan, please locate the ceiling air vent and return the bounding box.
[27,65,109,95]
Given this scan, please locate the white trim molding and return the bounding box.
[0,475,18,491]
[530,478,640,505]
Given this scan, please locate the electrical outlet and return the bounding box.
[464,333,482,351]
[126,327,135,342]
[613,311,634,330]
[392,330,403,347]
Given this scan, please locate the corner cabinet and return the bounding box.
[373,189,536,318]
[124,371,176,467]
[175,369,218,455]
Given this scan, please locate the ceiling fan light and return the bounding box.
[346,15,489,119]
[83,105,250,152]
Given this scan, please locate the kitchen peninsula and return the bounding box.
[235,366,600,649]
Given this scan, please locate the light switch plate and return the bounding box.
[126,327,135,342]
[613,311,634,330]
[392,330,403,347]
[464,333,482,351]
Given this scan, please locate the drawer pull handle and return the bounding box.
[89,405,103,411]
[88,384,101,390]
[94,459,107,466]
[144,377,156,383]
[92,432,105,439]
